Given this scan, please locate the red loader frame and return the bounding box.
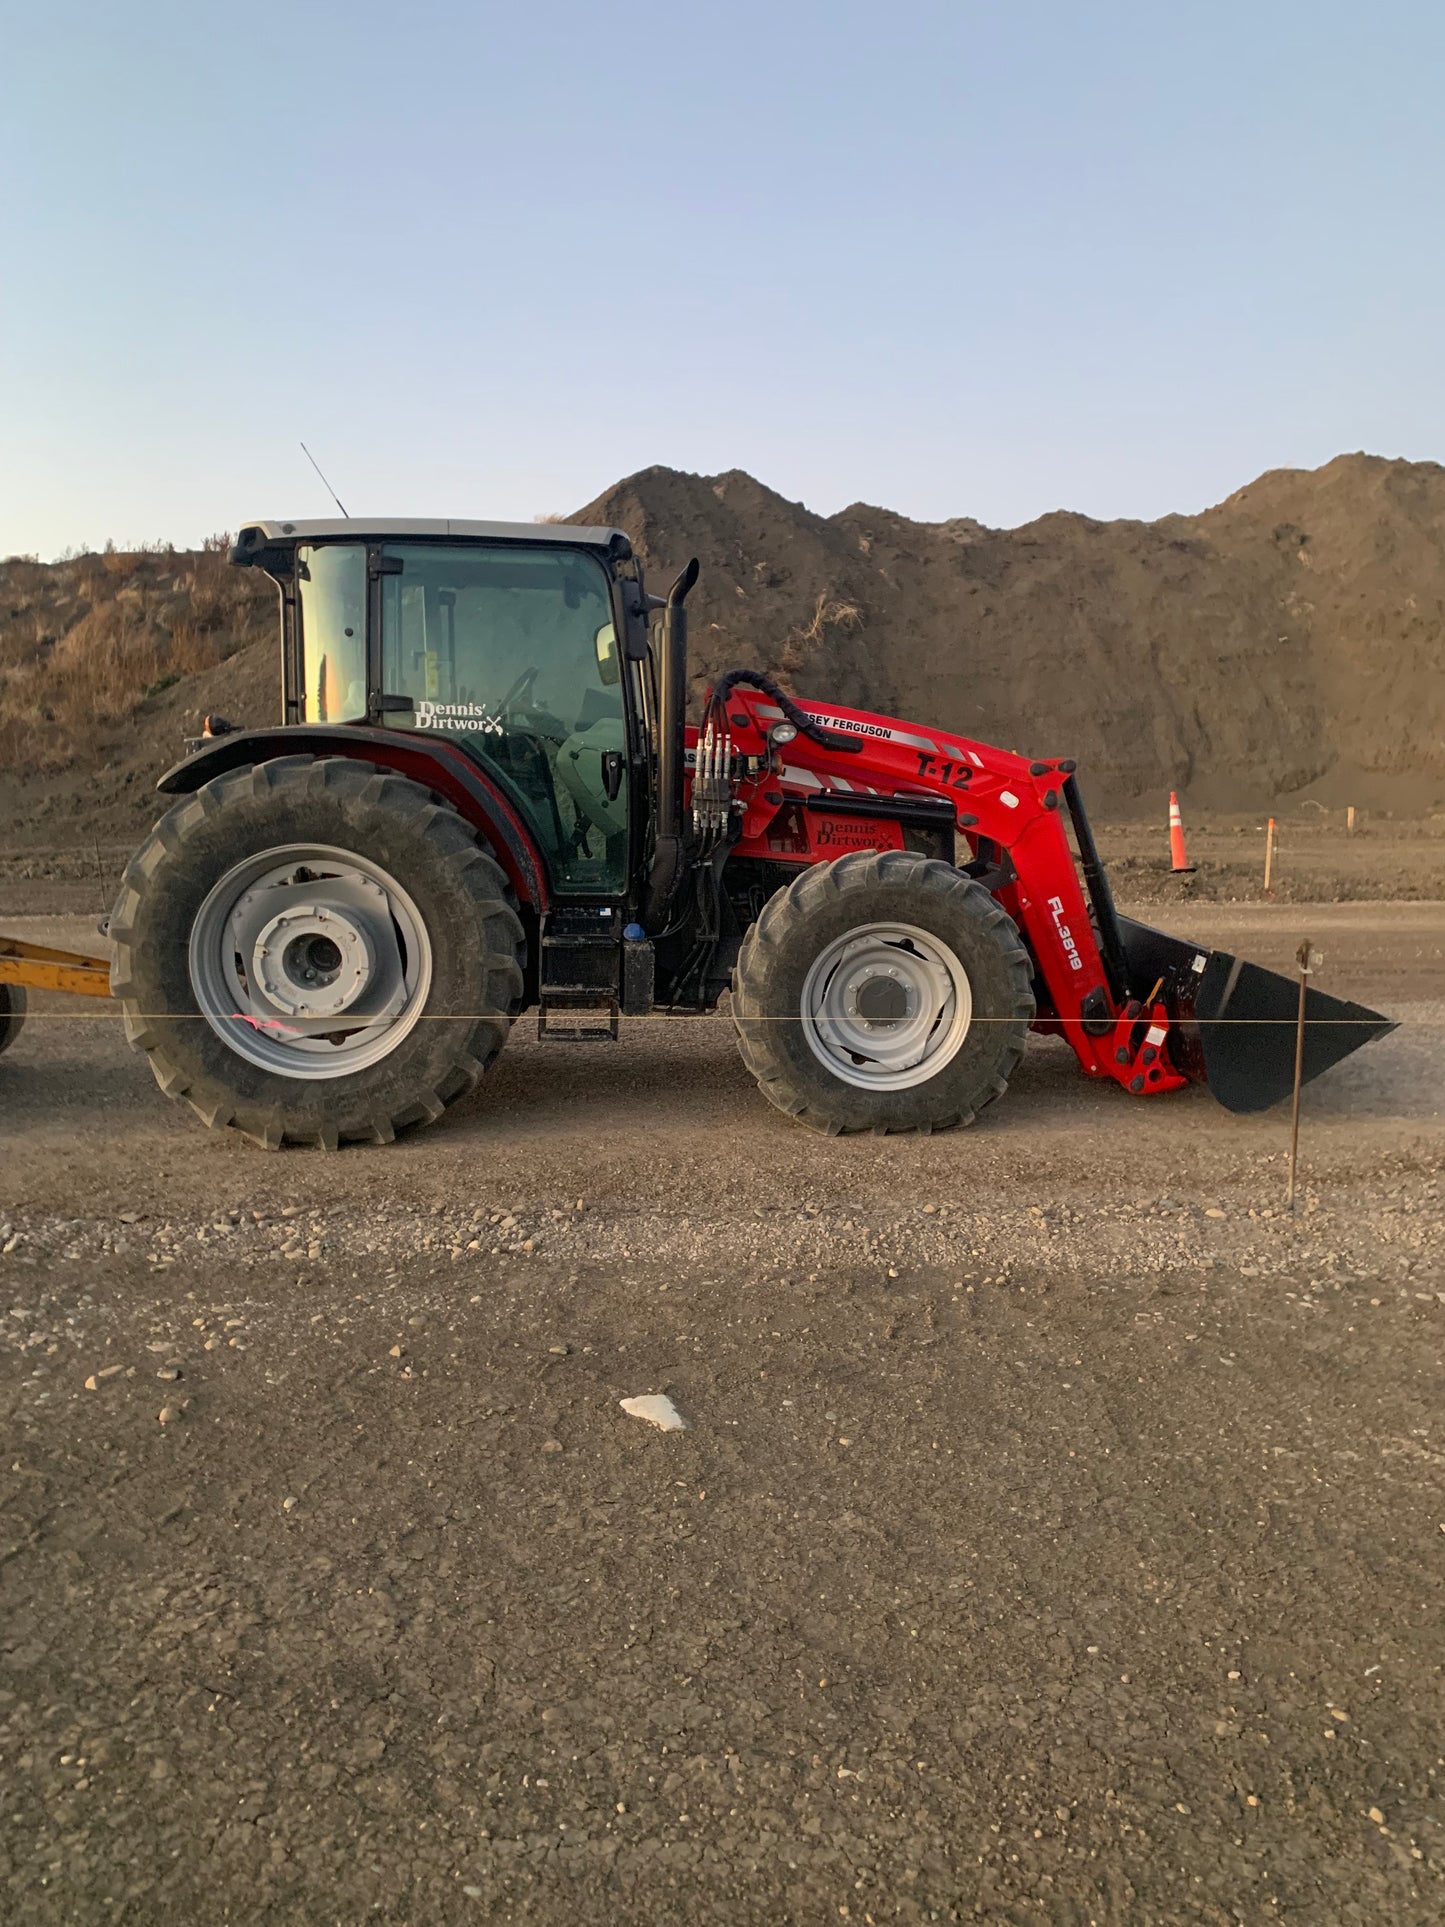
[705,689,1191,1100]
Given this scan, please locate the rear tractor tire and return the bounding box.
[109,757,525,1148]
[730,849,1034,1135]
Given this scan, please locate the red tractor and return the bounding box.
[103,517,1390,1147]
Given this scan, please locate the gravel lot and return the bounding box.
[1,901,1442,1924]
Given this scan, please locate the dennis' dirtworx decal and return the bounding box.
[412,702,504,735]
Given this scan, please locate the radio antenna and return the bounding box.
[299,442,350,518]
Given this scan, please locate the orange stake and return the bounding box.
[1168,792,1195,874]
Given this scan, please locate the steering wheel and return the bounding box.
[492,664,573,748]
[496,666,540,716]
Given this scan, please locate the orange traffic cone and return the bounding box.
[1168,792,1195,874]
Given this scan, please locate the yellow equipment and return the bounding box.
[0,935,113,1055]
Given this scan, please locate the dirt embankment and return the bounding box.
[2,452,1443,859]
[573,452,1445,816]
[0,542,277,854]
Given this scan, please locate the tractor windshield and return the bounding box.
[378,543,627,894]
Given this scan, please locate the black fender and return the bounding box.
[156,725,552,910]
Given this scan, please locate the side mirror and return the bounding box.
[595,622,621,686]
[619,578,654,659]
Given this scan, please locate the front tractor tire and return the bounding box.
[731,850,1035,1135]
[110,757,525,1148]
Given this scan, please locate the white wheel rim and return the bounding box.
[188,843,433,1080]
[800,920,972,1091]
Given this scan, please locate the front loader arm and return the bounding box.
[978,793,1188,1096]
[724,692,1188,1097]
[709,683,1391,1109]
[895,744,1188,1097]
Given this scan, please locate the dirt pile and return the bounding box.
[1,453,1441,852]
[573,452,1445,813]
[0,540,274,762]
[0,542,277,848]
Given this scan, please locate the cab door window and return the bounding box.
[296,543,367,723]
[378,544,627,893]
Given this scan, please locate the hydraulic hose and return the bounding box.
[706,668,863,754]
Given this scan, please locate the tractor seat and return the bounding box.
[574,683,621,733]
[557,715,626,838]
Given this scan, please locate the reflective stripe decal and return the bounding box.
[801,709,941,754]
[758,698,962,761]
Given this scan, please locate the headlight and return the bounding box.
[769,721,798,746]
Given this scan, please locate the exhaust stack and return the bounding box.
[657,557,699,843]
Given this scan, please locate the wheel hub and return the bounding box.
[801,921,973,1091]
[253,905,375,1018]
[849,969,913,1026]
[188,845,432,1079]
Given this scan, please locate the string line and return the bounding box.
[3,1012,1412,1027]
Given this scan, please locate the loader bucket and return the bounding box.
[1115,916,1397,1115]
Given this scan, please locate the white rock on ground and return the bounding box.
[619,1394,687,1432]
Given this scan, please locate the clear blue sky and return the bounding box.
[2,0,1440,557]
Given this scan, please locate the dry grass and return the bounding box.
[0,538,273,769]
[777,592,862,680]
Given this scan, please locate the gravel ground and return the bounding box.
[1,901,1442,1924]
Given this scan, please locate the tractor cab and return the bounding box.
[230,518,649,902]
